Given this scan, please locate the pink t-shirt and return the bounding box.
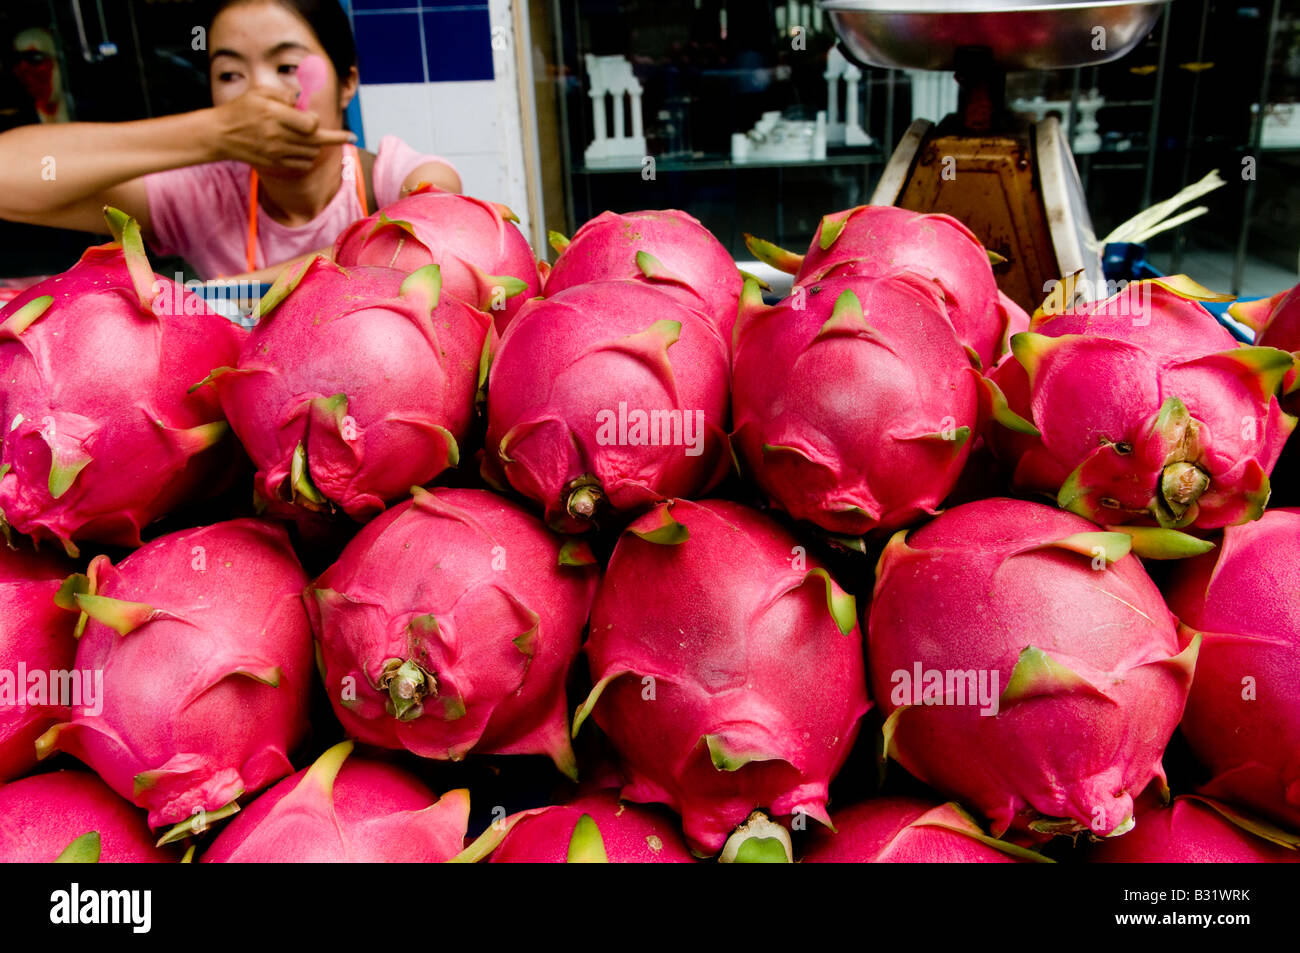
[142,136,457,279]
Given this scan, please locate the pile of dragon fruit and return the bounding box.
[1,192,1297,864]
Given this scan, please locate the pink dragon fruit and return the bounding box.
[745,205,1015,368]
[1163,507,1300,832]
[205,257,494,523]
[201,741,469,862]
[1087,796,1299,863]
[0,209,244,555]
[332,184,540,335]
[801,797,1051,863]
[869,498,1199,839]
[545,210,743,343]
[731,274,979,537]
[999,290,1031,355]
[1232,284,1300,504]
[36,518,313,831]
[454,790,696,863]
[308,487,598,778]
[483,280,731,533]
[574,498,870,856]
[0,541,77,782]
[1231,282,1300,415]
[0,769,179,862]
[986,278,1296,530]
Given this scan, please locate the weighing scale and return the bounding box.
[818,0,1169,313]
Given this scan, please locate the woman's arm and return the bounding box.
[0,115,210,236]
[0,88,357,239]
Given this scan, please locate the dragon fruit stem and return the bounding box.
[566,485,603,521]
[380,658,435,722]
[719,811,793,863]
[1161,461,1210,517]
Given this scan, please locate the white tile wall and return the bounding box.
[434,153,509,208]
[357,84,437,156]
[487,0,539,249]
[356,82,517,218]
[427,81,500,155]
[351,0,536,247]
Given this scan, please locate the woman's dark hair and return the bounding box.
[208,0,357,83]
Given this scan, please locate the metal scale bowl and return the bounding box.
[819,0,1168,312]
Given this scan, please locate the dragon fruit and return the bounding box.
[1232,285,1300,505]
[869,498,1198,839]
[999,290,1031,356]
[454,790,696,863]
[545,210,743,343]
[201,741,469,862]
[0,541,77,782]
[715,810,798,862]
[986,278,1296,530]
[1163,507,1300,832]
[1087,796,1299,863]
[0,770,179,862]
[205,257,493,523]
[731,274,979,537]
[308,487,598,778]
[36,518,313,831]
[483,280,731,533]
[1231,282,1300,415]
[0,209,244,556]
[574,498,870,855]
[745,205,1014,368]
[332,184,540,335]
[801,797,1050,863]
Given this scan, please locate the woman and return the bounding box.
[0,0,460,282]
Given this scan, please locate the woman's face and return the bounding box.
[209,1,357,126]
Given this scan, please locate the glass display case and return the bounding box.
[540,0,1298,295]
[1138,0,1298,296]
[547,0,889,255]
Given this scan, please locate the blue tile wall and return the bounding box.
[350,0,421,10]
[422,8,494,82]
[349,2,493,86]
[353,11,426,84]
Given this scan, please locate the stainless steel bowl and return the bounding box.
[819,1,1168,71]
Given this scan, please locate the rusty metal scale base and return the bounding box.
[870,115,1098,313]
[819,2,1170,314]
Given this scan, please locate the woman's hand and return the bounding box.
[207,86,355,171]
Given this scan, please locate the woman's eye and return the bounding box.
[217,72,240,83]
[278,63,299,75]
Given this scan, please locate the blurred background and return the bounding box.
[0,0,1295,297]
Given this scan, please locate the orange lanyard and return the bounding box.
[245,143,367,273]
